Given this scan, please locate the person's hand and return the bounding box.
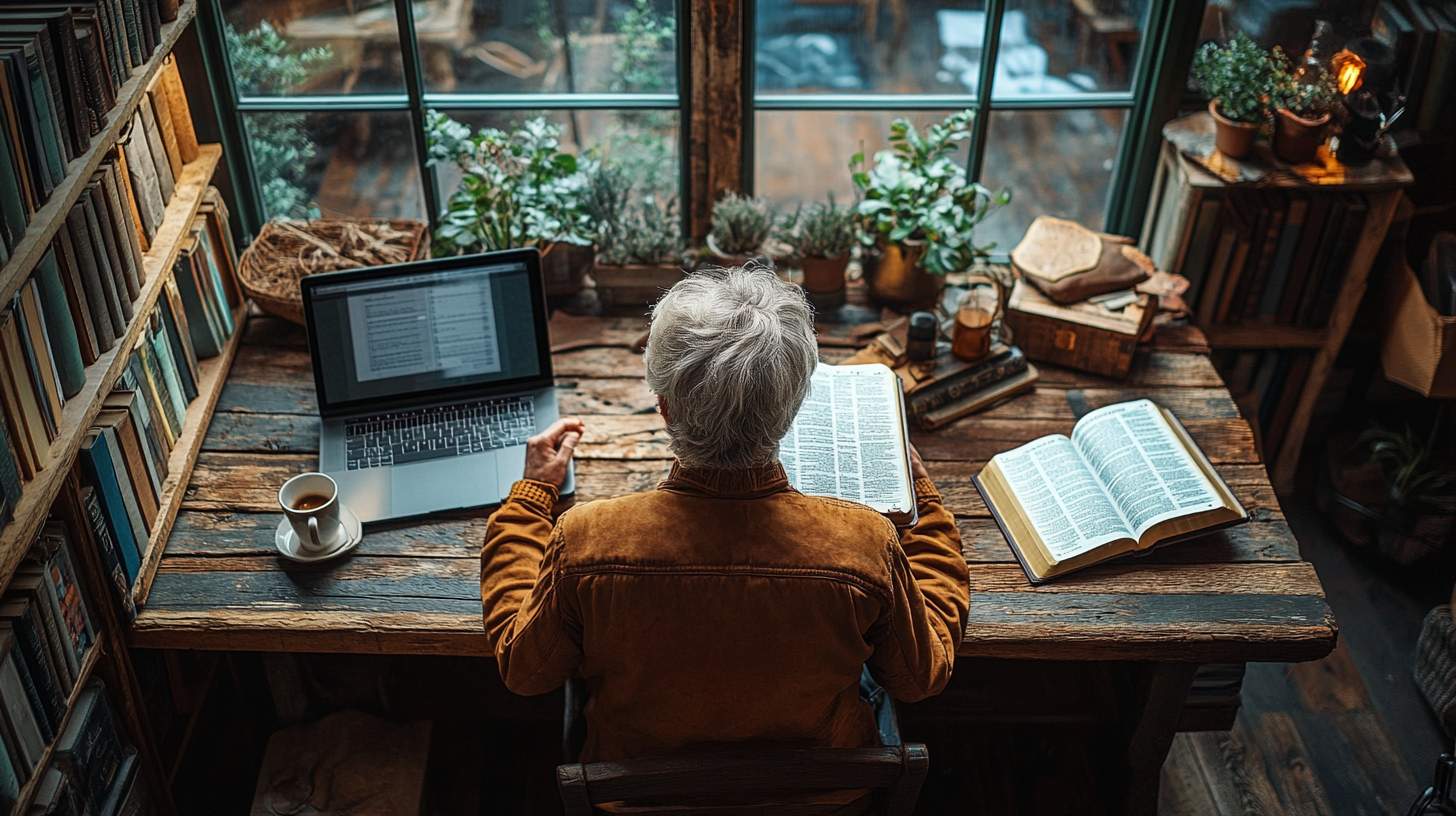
[523,418,584,488]
[908,444,930,483]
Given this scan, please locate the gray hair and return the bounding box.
[645,264,818,470]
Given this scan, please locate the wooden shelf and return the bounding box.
[133,301,248,608]
[1204,325,1328,350]
[0,1,199,303]
[11,643,104,815]
[0,146,222,598]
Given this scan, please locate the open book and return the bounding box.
[973,400,1247,583]
[780,364,918,526]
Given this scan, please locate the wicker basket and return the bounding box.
[238,218,430,325]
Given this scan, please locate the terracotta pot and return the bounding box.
[800,254,849,295]
[1209,100,1260,159]
[540,242,593,296]
[1273,108,1330,165]
[862,241,943,310]
[703,234,761,269]
[592,262,684,307]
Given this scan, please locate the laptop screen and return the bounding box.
[305,256,546,413]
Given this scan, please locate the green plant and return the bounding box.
[709,193,775,255]
[226,22,333,218]
[587,156,680,265]
[612,0,675,94]
[427,112,594,257]
[849,110,1010,277]
[1190,33,1279,124]
[1270,49,1340,118]
[790,197,857,258]
[1358,424,1456,512]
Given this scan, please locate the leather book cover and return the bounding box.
[0,121,28,250]
[53,227,100,364]
[0,22,77,161]
[158,58,197,163]
[121,112,165,235]
[117,0,141,69]
[4,41,67,183]
[32,247,86,399]
[1304,194,1368,328]
[0,58,37,209]
[97,406,157,529]
[137,96,173,201]
[0,310,41,478]
[108,385,166,490]
[0,14,85,153]
[83,182,132,324]
[72,25,107,123]
[16,280,63,437]
[112,146,149,251]
[1279,195,1332,324]
[158,281,197,400]
[64,205,118,351]
[97,164,144,297]
[0,310,50,469]
[146,83,182,180]
[1,47,60,195]
[141,0,161,56]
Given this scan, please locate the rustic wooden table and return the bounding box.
[129,308,1336,814]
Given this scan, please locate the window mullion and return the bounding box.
[966,0,1007,183]
[198,0,264,235]
[393,0,439,231]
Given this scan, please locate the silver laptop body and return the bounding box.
[300,248,571,524]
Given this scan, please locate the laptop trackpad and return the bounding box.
[496,445,526,498]
[393,455,500,517]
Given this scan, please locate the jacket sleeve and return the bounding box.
[867,477,970,702]
[481,479,582,695]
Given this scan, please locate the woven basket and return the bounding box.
[1416,606,1456,735]
[238,218,430,325]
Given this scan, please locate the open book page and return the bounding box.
[991,435,1132,561]
[1070,400,1225,541]
[780,364,914,518]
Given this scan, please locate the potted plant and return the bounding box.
[1190,33,1278,159]
[849,110,1009,309]
[588,162,684,307]
[788,197,857,298]
[427,112,595,295]
[706,193,775,267]
[1321,422,1456,566]
[1270,50,1339,164]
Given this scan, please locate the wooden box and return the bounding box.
[1382,263,1456,399]
[1005,279,1154,379]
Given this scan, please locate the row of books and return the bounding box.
[1372,0,1456,135]
[0,516,96,807]
[1177,190,1371,330]
[1217,347,1314,461]
[71,199,238,620]
[0,0,185,260]
[10,678,142,816]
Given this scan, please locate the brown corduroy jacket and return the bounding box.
[480,461,969,761]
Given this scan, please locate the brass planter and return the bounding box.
[863,241,944,309]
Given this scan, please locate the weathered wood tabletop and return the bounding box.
[129,310,1337,665]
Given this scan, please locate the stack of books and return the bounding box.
[1372,0,1456,135]
[0,516,98,806]
[72,198,237,618]
[1153,189,1372,330]
[5,680,142,815]
[0,4,188,261]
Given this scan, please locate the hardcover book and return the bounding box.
[974,400,1248,583]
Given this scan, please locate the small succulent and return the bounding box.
[1358,424,1456,512]
[1271,49,1340,118]
[596,194,682,266]
[790,197,858,259]
[709,193,775,256]
[1190,33,1280,124]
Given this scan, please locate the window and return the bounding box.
[204,0,1185,246]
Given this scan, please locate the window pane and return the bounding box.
[428,0,678,95]
[755,0,984,95]
[432,109,680,206]
[991,0,1143,99]
[243,111,425,220]
[976,108,1125,251]
[753,110,966,208]
[223,0,405,95]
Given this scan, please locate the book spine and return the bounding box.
[9,607,64,735]
[52,230,99,365]
[64,208,117,352]
[908,350,1030,417]
[82,488,137,622]
[33,249,86,399]
[79,436,141,587]
[28,573,76,690]
[0,653,45,771]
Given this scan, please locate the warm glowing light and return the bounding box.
[1332,50,1367,94]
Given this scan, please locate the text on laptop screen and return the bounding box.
[308,261,542,407]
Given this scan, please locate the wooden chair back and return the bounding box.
[555,742,929,816]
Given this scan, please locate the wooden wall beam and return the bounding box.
[686,0,747,239]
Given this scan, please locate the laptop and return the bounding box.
[300,248,571,523]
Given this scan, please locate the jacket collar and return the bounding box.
[660,460,791,499]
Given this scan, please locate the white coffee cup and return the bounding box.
[278,472,346,555]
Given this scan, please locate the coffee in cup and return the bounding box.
[278,472,346,555]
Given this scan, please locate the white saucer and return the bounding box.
[275,507,363,563]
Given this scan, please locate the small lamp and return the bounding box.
[1333,37,1401,165]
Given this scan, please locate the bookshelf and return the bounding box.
[0,0,199,304]
[9,644,103,815]
[1141,141,1411,493]
[0,145,222,600]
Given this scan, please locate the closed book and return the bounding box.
[0,10,91,141]
[0,601,65,733]
[3,44,65,189]
[0,420,21,522]
[0,624,52,751]
[37,524,94,675]
[1303,195,1366,327]
[173,251,220,357]
[79,192,129,334]
[0,20,79,159]
[33,248,86,399]
[73,25,106,126]
[114,751,151,816]
[0,50,53,200]
[100,423,148,546]
[112,145,149,251]
[0,316,41,479]
[158,57,196,162]
[0,642,44,773]
[1374,1,1416,85]
[1280,196,1335,324]
[1260,195,1308,318]
[97,405,156,530]
[135,335,179,442]
[65,206,118,351]
[119,359,170,469]
[0,307,52,466]
[122,353,173,449]
[15,281,62,436]
[85,182,133,323]
[79,430,141,584]
[26,766,69,816]
[121,114,164,237]
[0,61,37,213]
[81,486,136,621]
[159,282,198,400]
[104,390,161,501]
[196,225,237,333]
[10,570,72,691]
[0,121,27,252]
[0,727,15,809]
[52,230,100,364]
[136,95,173,201]
[99,749,139,816]
[147,312,188,424]
[203,189,243,291]
[117,0,140,68]
[1419,5,1456,133]
[99,163,145,298]
[146,84,182,180]
[54,683,124,816]
[1402,0,1437,124]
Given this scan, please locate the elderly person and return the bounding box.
[481,266,968,761]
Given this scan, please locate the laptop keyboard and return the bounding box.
[345,397,536,471]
